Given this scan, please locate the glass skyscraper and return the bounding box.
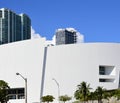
[0,8,31,45]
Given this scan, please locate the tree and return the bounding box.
[113,89,120,100]
[87,92,96,103]
[41,95,55,103]
[59,95,71,103]
[94,86,105,103]
[0,80,10,103]
[74,81,91,103]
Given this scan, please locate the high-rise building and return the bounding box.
[56,29,77,45]
[0,8,31,44]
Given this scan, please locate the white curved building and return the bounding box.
[0,38,119,103]
[43,42,120,102]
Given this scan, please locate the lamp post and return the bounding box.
[16,73,27,103]
[52,78,60,103]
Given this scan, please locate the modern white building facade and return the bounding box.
[0,38,119,103]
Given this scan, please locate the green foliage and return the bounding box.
[94,86,105,103]
[59,95,71,103]
[74,81,92,102]
[41,95,55,103]
[74,81,120,103]
[113,89,120,100]
[87,92,96,101]
[0,80,10,103]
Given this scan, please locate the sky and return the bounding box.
[0,0,120,42]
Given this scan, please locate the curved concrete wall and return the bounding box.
[0,39,45,103]
[0,39,119,103]
[44,43,120,102]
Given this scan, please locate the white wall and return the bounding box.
[0,39,46,103]
[43,43,120,102]
[0,39,119,103]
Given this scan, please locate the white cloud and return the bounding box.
[30,27,84,46]
[51,35,56,45]
[46,35,55,46]
[76,31,84,43]
[31,27,41,39]
[66,27,77,32]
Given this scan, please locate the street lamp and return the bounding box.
[16,73,27,103]
[52,78,60,103]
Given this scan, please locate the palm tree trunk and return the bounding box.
[84,95,85,103]
[98,100,102,103]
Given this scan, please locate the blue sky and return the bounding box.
[0,0,120,42]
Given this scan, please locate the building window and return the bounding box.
[99,65,116,75]
[8,88,24,100]
[99,65,116,83]
[99,79,115,83]
[8,95,16,99]
[18,94,24,99]
[99,79,106,82]
[99,66,105,75]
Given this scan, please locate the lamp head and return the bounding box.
[16,73,20,75]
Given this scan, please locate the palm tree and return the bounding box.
[59,95,71,103]
[94,86,105,103]
[87,92,96,103]
[113,89,120,100]
[74,81,91,103]
[0,80,10,103]
[41,95,55,103]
